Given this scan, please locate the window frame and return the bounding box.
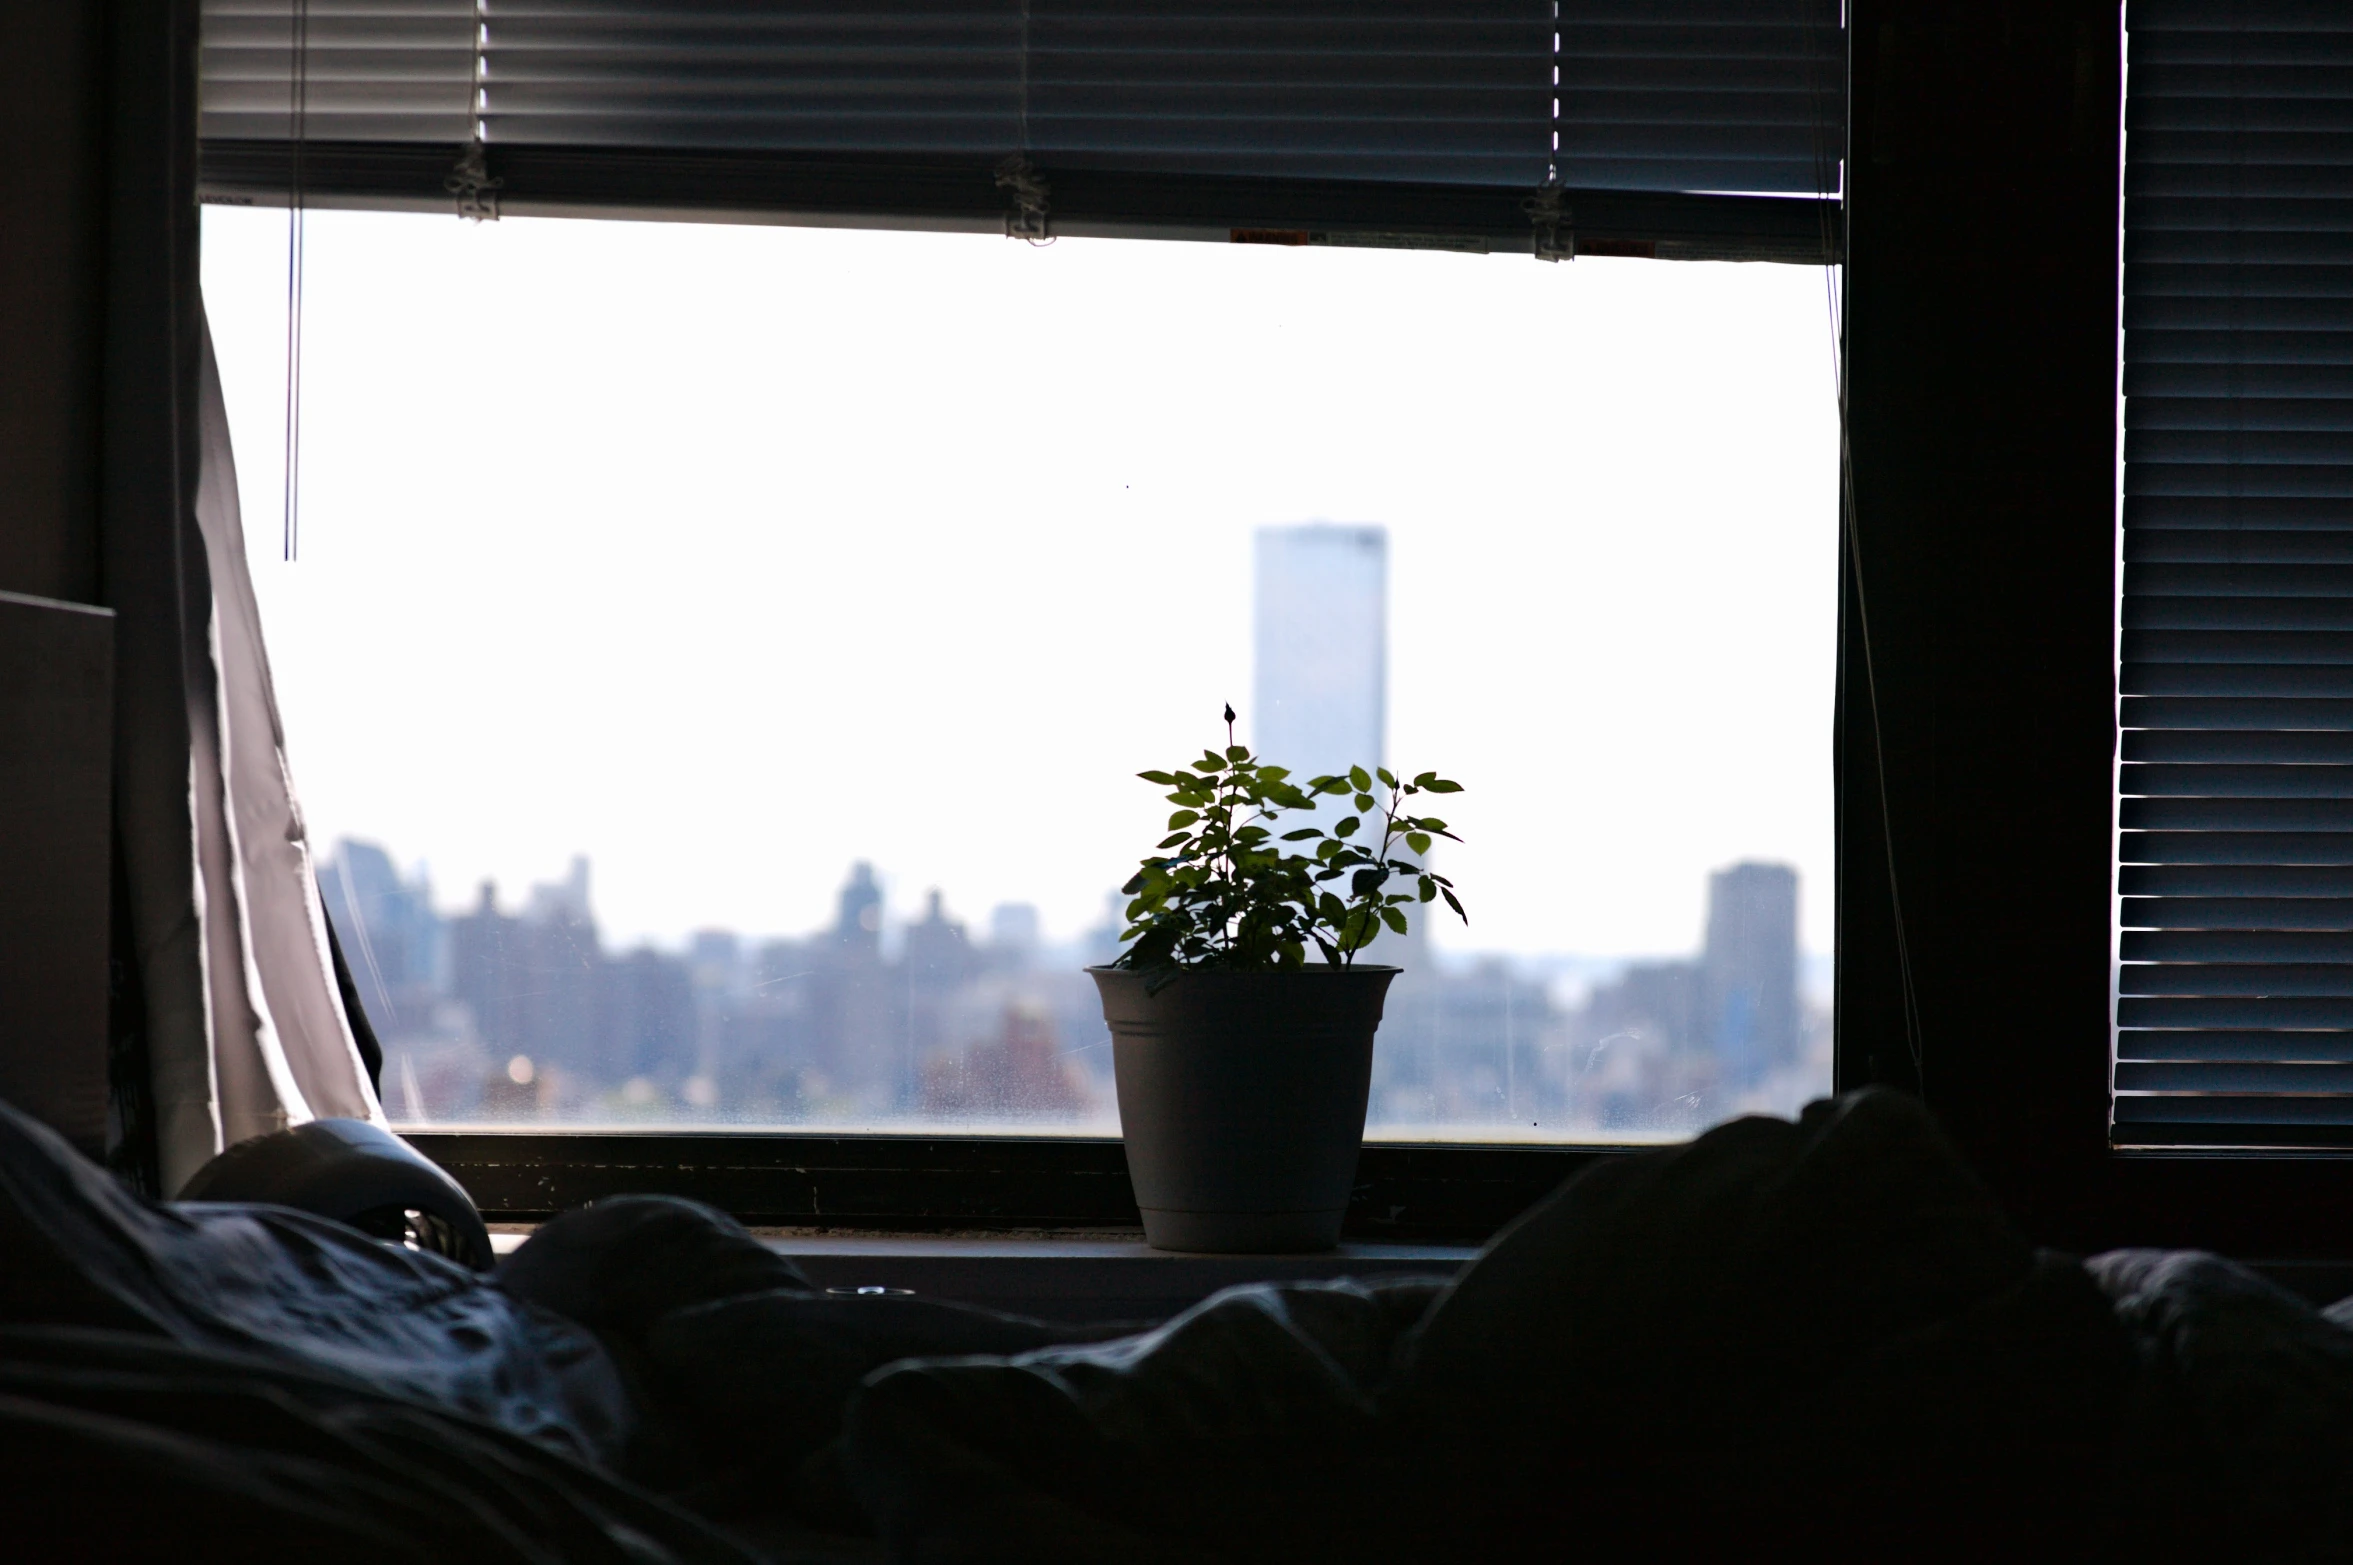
[264,91,1849,1249]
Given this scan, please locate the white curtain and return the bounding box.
[146,309,383,1194]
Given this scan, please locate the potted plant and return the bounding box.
[1090,707,1465,1253]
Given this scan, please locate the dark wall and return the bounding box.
[1838,1,2124,1238]
[0,3,109,604]
[0,0,202,1185]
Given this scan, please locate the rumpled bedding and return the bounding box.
[6,1092,2353,1563]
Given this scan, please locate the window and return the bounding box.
[199,0,1844,1153]
[205,211,1838,1142]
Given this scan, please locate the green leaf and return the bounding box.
[1280,827,1323,841]
[1167,810,1200,829]
[1195,754,1226,773]
[1351,867,1386,897]
[1353,792,1376,812]
[1348,765,1373,792]
[1423,779,1463,793]
[1156,832,1190,849]
[1412,771,1437,788]
[1380,905,1409,936]
[1257,765,1290,782]
[1333,815,1359,838]
[1406,832,1433,856]
[1376,767,1397,789]
[1441,888,1466,920]
[1138,770,1181,786]
[1419,875,1436,902]
[1225,744,1251,763]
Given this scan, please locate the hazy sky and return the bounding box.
[200,206,1840,959]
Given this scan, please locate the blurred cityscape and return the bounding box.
[325,519,1827,1138]
[324,841,1828,1140]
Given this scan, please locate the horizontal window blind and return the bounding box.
[1554,4,1844,196]
[2116,1,2353,1149]
[197,0,1840,259]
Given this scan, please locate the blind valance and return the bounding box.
[2115,0,2353,1149]
[198,0,1841,260]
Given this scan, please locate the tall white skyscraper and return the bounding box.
[1252,524,1423,974]
[1251,523,1386,781]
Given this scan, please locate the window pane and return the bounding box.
[202,209,1838,1142]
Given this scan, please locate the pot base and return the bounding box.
[1139,1207,1345,1254]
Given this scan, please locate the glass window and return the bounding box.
[202,209,1838,1141]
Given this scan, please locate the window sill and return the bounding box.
[487,1223,1475,1324]
[418,1130,1609,1246]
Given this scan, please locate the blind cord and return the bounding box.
[1527,5,1572,262]
[282,0,310,562]
[999,0,1051,242]
[446,5,503,222]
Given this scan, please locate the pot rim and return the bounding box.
[1084,963,1402,976]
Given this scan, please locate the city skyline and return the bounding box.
[328,836,1834,980]
[324,829,1828,1140]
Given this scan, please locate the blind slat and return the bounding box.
[2122,930,2353,961]
[2120,996,2353,1028]
[2120,1061,2353,1092]
[2121,863,2353,894]
[2119,831,2353,865]
[2122,666,2353,697]
[2125,731,2353,762]
[2126,600,2353,631]
[2122,761,2353,793]
[2122,896,2353,927]
[2121,1029,2353,1060]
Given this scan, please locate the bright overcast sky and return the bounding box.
[200,206,1840,960]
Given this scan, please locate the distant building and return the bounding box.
[1700,862,1800,1086]
[446,880,526,1064]
[919,1001,1086,1120]
[1535,861,1805,1127]
[602,944,696,1086]
[988,903,1041,968]
[317,838,443,1027]
[443,860,699,1111]
[1252,523,1386,784]
[835,861,882,954]
[901,889,977,1102]
[806,861,893,1100]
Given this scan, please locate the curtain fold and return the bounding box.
[191,311,385,1162]
[133,310,386,1198]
